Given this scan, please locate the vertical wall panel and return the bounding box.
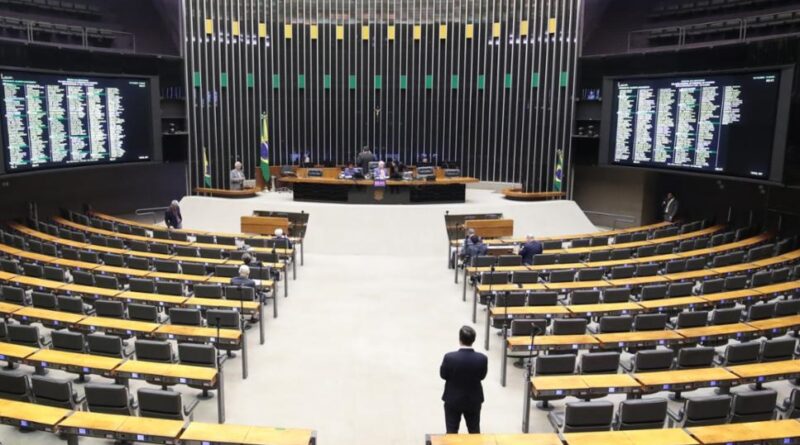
[183,0,581,193]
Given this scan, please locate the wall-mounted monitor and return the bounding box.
[599,67,793,183]
[0,68,159,174]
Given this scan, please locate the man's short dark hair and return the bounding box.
[459,326,476,346]
[470,235,480,244]
[241,253,252,265]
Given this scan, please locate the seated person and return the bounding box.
[519,234,543,266]
[373,161,389,180]
[463,235,488,265]
[273,228,293,249]
[341,163,357,179]
[241,253,262,268]
[230,265,263,317]
[388,159,404,179]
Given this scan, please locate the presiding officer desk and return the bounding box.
[280,175,479,204]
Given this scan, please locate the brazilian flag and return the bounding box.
[203,147,212,187]
[260,113,270,183]
[553,149,564,192]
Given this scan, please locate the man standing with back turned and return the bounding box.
[440,326,488,434]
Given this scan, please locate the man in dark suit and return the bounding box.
[440,326,488,434]
[164,200,182,229]
[519,234,543,265]
[662,192,679,222]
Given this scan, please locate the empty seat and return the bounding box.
[135,340,175,363]
[0,369,30,401]
[700,278,724,295]
[181,262,207,276]
[94,300,125,318]
[57,295,89,314]
[149,244,171,255]
[137,388,197,420]
[595,315,633,333]
[128,303,159,323]
[639,285,667,301]
[175,247,198,258]
[170,232,189,242]
[533,354,577,408]
[570,290,600,305]
[747,303,775,321]
[43,266,66,282]
[636,263,660,277]
[471,256,495,268]
[129,278,156,293]
[761,337,796,362]
[674,311,708,329]
[31,375,83,409]
[616,398,668,430]
[731,390,777,423]
[778,388,800,419]
[2,286,28,305]
[101,253,125,267]
[724,275,747,291]
[193,284,223,299]
[667,282,694,298]
[494,292,526,308]
[587,251,610,262]
[94,275,119,290]
[225,286,256,301]
[720,342,760,366]
[686,257,707,271]
[655,243,675,255]
[154,260,180,273]
[577,268,604,282]
[22,263,43,278]
[750,271,773,288]
[31,291,57,309]
[126,256,150,271]
[629,349,674,372]
[157,281,184,296]
[549,270,575,283]
[557,401,614,433]
[215,265,240,278]
[51,330,85,353]
[570,239,590,248]
[8,325,45,348]
[85,383,136,415]
[609,249,632,260]
[552,318,587,335]
[497,255,521,267]
[634,314,667,331]
[776,299,800,317]
[0,259,20,274]
[637,246,656,258]
[711,308,741,325]
[71,270,94,286]
[195,234,215,244]
[602,288,630,303]
[532,254,556,265]
[615,234,632,244]
[579,352,620,374]
[609,266,635,280]
[669,395,732,427]
[206,309,241,330]
[558,253,582,264]
[78,250,99,263]
[178,343,219,397]
[772,267,791,283]
[512,271,539,284]
[665,260,687,274]
[676,346,715,368]
[168,308,203,326]
[590,237,609,247]
[481,272,509,285]
[87,333,127,358]
[106,238,126,249]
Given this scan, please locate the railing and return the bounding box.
[627,9,800,52]
[135,207,168,225]
[583,210,637,230]
[0,15,136,52]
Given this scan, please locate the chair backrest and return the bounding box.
[497,255,521,267]
[558,253,582,264]
[598,315,633,333]
[571,239,590,248]
[532,254,557,265]
[94,274,119,290]
[563,401,614,433]
[206,309,240,329]
[667,282,694,298]
[51,330,85,353]
[665,260,687,274]
[724,275,747,291]
[617,398,668,430]
[700,278,724,295]
[686,257,707,271]
[178,343,217,368]
[772,267,791,283]
[43,266,66,282]
[615,233,632,244]
[731,390,777,423]
[549,270,575,283]
[126,256,150,271]
[135,340,174,363]
[72,270,94,286]
[510,319,547,337]
[494,292,526,308]
[528,291,558,306]
[512,271,539,284]
[0,369,30,401]
[1,285,26,304]
[676,311,708,329]
[31,375,77,409]
[137,388,185,420]
[640,284,667,301]
[633,313,667,331]
[471,256,496,267]
[711,308,742,325]
[7,324,41,347]
[101,253,125,267]
[552,318,587,335]
[588,251,610,262]
[31,291,57,309]
[157,281,184,296]
[129,240,150,252]
[149,243,172,255]
[85,383,133,415]
[57,295,86,314]
[22,263,43,278]
[78,250,99,263]
[87,333,125,358]
[609,249,632,260]
[683,395,732,427]
[215,265,240,278]
[603,288,630,303]
[723,342,760,365]
[577,268,604,281]
[761,337,796,362]
[94,300,125,318]
[542,240,562,250]
[0,259,20,274]
[168,308,203,326]
[129,278,156,293]
[154,259,181,273]
[195,234,215,244]
[481,272,508,285]
[609,266,635,280]
[636,263,660,277]
[747,303,775,321]
[107,238,126,249]
[579,352,620,374]
[775,299,800,317]
[676,346,715,369]
[590,237,609,247]
[128,303,159,322]
[225,286,256,301]
[570,290,600,305]
[634,349,674,372]
[194,284,223,299]
[534,354,576,376]
[655,243,675,255]
[175,247,198,258]
[181,262,207,276]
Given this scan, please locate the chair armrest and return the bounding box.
[666,408,683,427]
[122,347,135,358]
[777,398,790,413]
[184,398,200,420]
[620,360,634,372]
[546,411,564,433]
[713,352,725,366]
[40,337,52,348]
[73,392,85,405]
[84,306,96,316]
[587,325,598,334]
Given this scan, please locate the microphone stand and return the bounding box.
[238,283,248,380]
[214,315,225,423]
[453,223,461,282]
[521,325,541,433]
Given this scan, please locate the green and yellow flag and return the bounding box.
[203,147,212,187]
[553,149,564,192]
[260,113,270,183]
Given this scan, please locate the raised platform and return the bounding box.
[194,187,259,198]
[177,187,597,257]
[279,177,479,204]
[502,188,566,201]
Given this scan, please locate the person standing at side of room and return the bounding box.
[230,161,246,190]
[164,200,182,230]
[662,192,679,222]
[439,326,488,434]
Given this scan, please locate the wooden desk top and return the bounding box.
[243,426,318,445]
[634,367,738,386]
[146,271,209,282]
[580,373,641,390]
[15,306,86,324]
[119,416,186,438]
[0,341,39,359]
[638,296,706,310]
[606,276,667,286]
[477,284,526,293]
[752,280,800,294]
[59,410,127,432]
[747,314,800,331]
[26,349,121,371]
[0,399,70,426]
[678,323,758,339]
[95,265,150,277]
[661,270,714,281]
[428,434,497,445]
[9,275,65,290]
[0,301,24,315]
[115,360,217,382]
[566,302,642,315]
[688,419,800,444]
[544,281,610,290]
[531,375,587,391]
[78,316,159,334]
[60,283,122,297]
[727,359,800,379]
[184,297,260,311]
[507,334,598,348]
[624,429,698,445]
[564,431,632,445]
[180,422,250,443]
[155,324,241,341]
[55,216,194,246]
[594,330,684,345]
[117,291,188,306]
[489,306,570,317]
[466,266,530,273]
[0,271,15,280]
[697,289,760,303]
[493,433,563,445]
[171,255,231,265]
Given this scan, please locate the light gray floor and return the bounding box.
[6,193,796,444]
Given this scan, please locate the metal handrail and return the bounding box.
[583,210,636,230]
[135,206,168,225]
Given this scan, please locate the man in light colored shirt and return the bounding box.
[230,161,245,190]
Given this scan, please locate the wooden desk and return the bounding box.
[58,410,185,443]
[566,302,642,317]
[727,359,800,385]
[0,398,69,430]
[117,290,188,307]
[489,306,570,319]
[688,419,800,444]
[747,314,800,334]
[633,367,739,393]
[14,306,86,327]
[95,265,150,277]
[154,324,241,346]
[531,374,640,398]
[594,330,684,349]
[661,270,715,281]
[493,434,563,445]
[58,410,127,436]
[77,316,159,337]
[565,429,698,445]
[753,280,800,296]
[24,349,121,375]
[60,283,123,298]
[544,281,611,291]
[607,276,667,287]
[196,187,259,198]
[8,275,65,290]
[114,360,217,387]
[0,341,39,361]
[0,301,23,316]
[184,297,260,313]
[477,284,528,293]
[678,323,758,343]
[465,219,514,238]
[507,334,598,352]
[180,422,317,445]
[241,215,290,236]
[698,289,762,305]
[638,296,708,311]
[564,431,632,445]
